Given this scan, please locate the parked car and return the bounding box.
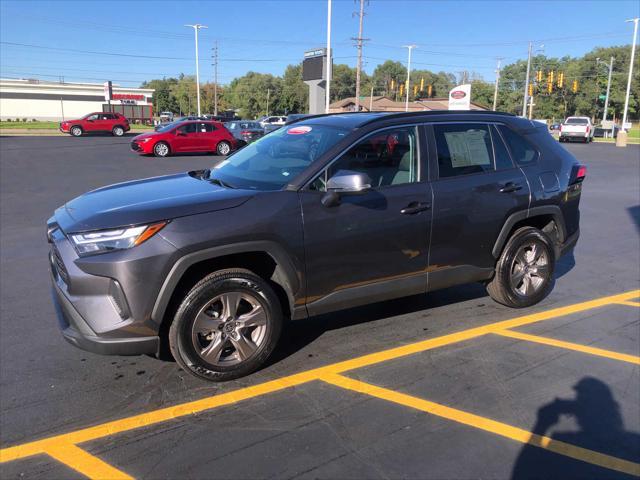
[260,115,287,132]
[48,111,584,381]
[559,116,594,143]
[131,120,236,157]
[285,114,312,124]
[224,121,265,144]
[60,112,130,137]
[159,111,174,122]
[549,123,561,131]
[593,125,620,138]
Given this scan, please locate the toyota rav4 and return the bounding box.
[47,111,584,381]
[60,112,130,137]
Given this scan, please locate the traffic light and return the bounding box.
[427,85,432,97]
[536,70,543,82]
[413,84,418,96]
[390,79,395,91]
[546,71,553,94]
[557,72,564,88]
[399,83,404,96]
[420,77,424,91]
[572,79,578,93]
[528,83,533,96]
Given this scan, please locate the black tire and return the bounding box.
[169,268,283,382]
[112,125,125,137]
[153,141,170,157]
[216,140,231,156]
[487,227,555,308]
[70,126,83,137]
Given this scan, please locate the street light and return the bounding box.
[185,23,208,116]
[402,44,417,112]
[596,56,614,123]
[622,18,639,131]
[325,0,332,114]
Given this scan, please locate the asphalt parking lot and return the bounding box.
[0,135,639,479]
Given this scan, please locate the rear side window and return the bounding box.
[498,125,539,166]
[177,123,197,134]
[434,124,494,178]
[491,125,515,170]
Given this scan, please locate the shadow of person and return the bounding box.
[512,377,640,479]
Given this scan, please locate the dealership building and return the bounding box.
[0,79,155,122]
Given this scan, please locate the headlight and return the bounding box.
[140,137,152,142]
[70,222,167,256]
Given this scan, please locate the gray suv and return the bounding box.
[48,111,584,381]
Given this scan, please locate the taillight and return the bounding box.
[241,130,251,135]
[585,125,590,134]
[570,164,587,185]
[560,124,563,132]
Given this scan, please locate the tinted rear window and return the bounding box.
[565,118,589,125]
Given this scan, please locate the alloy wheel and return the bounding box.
[191,291,268,366]
[155,143,169,157]
[217,142,231,155]
[509,241,550,297]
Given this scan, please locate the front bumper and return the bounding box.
[130,140,153,154]
[47,221,175,356]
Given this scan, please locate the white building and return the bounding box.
[0,79,155,122]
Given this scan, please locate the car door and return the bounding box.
[299,125,432,316]
[426,122,530,291]
[94,113,112,132]
[173,122,199,152]
[194,122,214,151]
[83,113,100,132]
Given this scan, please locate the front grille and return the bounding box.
[131,141,141,151]
[52,246,69,285]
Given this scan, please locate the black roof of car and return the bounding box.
[293,110,540,133]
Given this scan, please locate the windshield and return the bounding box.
[565,118,589,125]
[209,123,349,190]
[156,122,178,132]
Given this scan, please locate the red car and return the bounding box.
[60,112,130,137]
[131,120,236,157]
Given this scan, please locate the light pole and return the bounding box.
[185,23,208,116]
[492,57,502,111]
[403,44,416,112]
[325,0,332,113]
[622,18,639,131]
[596,56,614,123]
[522,41,532,117]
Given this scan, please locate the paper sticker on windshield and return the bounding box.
[287,126,312,135]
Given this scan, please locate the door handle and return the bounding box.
[401,202,431,215]
[499,182,523,193]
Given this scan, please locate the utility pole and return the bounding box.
[492,57,502,111]
[597,56,614,123]
[622,18,639,131]
[352,0,368,112]
[185,23,208,116]
[325,0,332,113]
[403,44,416,112]
[522,41,532,117]
[266,88,270,116]
[212,41,219,116]
[369,84,374,111]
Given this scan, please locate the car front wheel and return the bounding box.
[153,142,170,157]
[169,269,283,381]
[70,126,83,137]
[487,227,555,308]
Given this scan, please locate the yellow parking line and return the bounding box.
[0,289,638,469]
[46,443,133,480]
[321,373,640,477]
[616,300,640,307]
[494,329,640,365]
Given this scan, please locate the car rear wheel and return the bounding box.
[153,142,170,157]
[70,126,83,137]
[169,269,283,381]
[487,227,555,308]
[112,126,124,137]
[216,141,231,156]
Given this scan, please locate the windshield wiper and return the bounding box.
[208,176,236,189]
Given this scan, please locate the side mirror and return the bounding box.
[321,170,372,207]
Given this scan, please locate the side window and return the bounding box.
[498,125,539,166]
[198,122,213,133]
[434,123,494,178]
[491,125,515,170]
[178,123,197,134]
[325,127,418,189]
[87,114,99,121]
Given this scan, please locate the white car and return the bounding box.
[260,116,287,132]
[559,116,594,143]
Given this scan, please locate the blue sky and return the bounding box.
[1,0,638,87]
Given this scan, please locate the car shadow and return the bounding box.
[511,377,640,479]
[555,248,576,279]
[628,205,640,234]
[267,282,488,367]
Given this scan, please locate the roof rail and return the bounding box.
[359,109,515,126]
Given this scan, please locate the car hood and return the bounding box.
[55,171,253,233]
[133,131,161,140]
